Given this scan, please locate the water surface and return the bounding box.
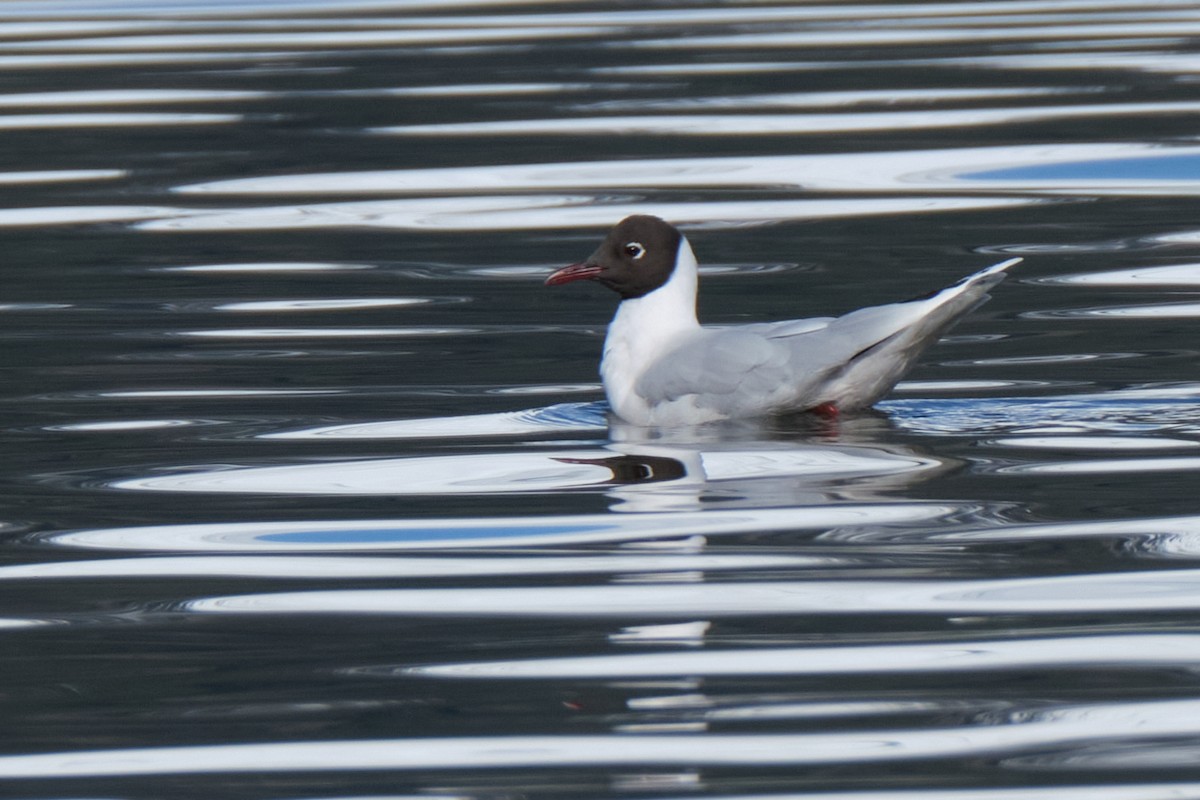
[7,1,1200,799]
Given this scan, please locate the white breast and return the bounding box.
[600,239,702,424]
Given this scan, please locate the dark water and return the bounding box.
[7,1,1200,798]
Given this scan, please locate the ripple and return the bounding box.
[412,632,1200,679]
[1028,303,1200,319]
[0,52,307,70]
[943,352,1142,366]
[955,50,1200,75]
[381,82,596,97]
[105,442,943,497]
[3,0,1198,22]
[174,142,1200,198]
[12,698,1200,778]
[1158,230,1200,244]
[378,102,1200,137]
[0,169,124,185]
[177,326,475,339]
[996,456,1200,475]
[213,298,430,312]
[881,386,1200,435]
[97,388,339,399]
[0,205,179,227]
[1,27,618,52]
[573,86,1082,112]
[0,112,240,129]
[189,568,1200,618]
[47,505,956,551]
[633,22,1200,49]
[263,402,607,439]
[138,195,1040,233]
[904,513,1200,546]
[0,88,268,107]
[894,379,1069,393]
[0,552,820,581]
[963,151,1200,183]
[489,384,600,396]
[50,419,197,432]
[1038,263,1200,285]
[0,302,72,311]
[161,262,374,273]
[986,435,1200,450]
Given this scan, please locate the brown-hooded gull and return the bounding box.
[546,214,1019,426]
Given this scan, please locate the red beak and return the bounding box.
[545,262,603,286]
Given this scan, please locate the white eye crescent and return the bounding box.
[623,242,646,260]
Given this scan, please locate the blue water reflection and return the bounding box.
[965,152,1200,181]
[50,504,959,551]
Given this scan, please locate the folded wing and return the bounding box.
[635,258,1020,416]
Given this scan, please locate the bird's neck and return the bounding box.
[609,238,701,343]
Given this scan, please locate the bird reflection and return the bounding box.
[584,411,954,513]
[554,454,687,485]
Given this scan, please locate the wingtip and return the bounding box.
[987,257,1023,274]
[965,256,1022,284]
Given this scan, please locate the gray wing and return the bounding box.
[634,257,1020,414]
[634,323,833,411]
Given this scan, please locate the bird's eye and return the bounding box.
[623,242,646,260]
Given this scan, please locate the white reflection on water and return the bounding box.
[52,419,196,432]
[634,21,1200,49]
[997,456,1200,474]
[1158,229,1200,245]
[8,0,1200,20]
[985,435,1199,450]
[1,26,619,52]
[0,205,179,227]
[0,619,44,630]
[0,169,124,185]
[263,403,606,439]
[0,88,267,107]
[412,632,1200,679]
[0,303,72,311]
[178,326,474,339]
[0,552,821,581]
[1028,302,1200,319]
[956,50,1200,74]
[214,298,429,312]
[380,102,1200,137]
[49,504,956,551]
[136,196,1039,233]
[6,698,1200,777]
[187,568,1200,617]
[574,86,1082,112]
[99,388,339,398]
[0,0,598,18]
[894,379,1065,394]
[1039,263,1200,285]
[830,515,1200,554]
[0,52,307,70]
[173,142,1200,198]
[652,788,1200,800]
[162,261,374,273]
[107,441,942,501]
[381,82,596,96]
[0,112,240,129]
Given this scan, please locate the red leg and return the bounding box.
[809,402,839,419]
